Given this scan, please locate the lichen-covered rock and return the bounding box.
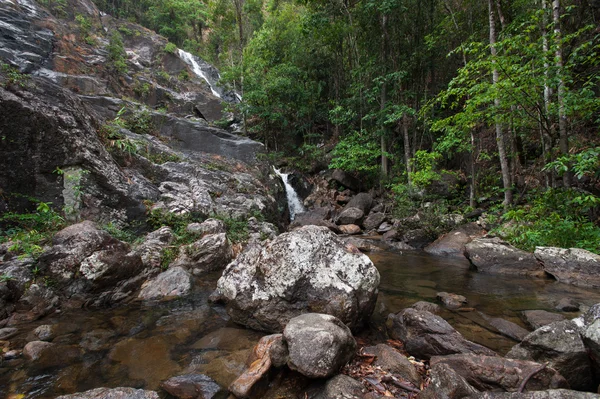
[535,247,600,288]
[186,218,226,236]
[387,308,496,360]
[134,227,175,269]
[172,233,232,275]
[212,226,380,332]
[465,237,544,277]
[507,320,594,391]
[55,387,159,399]
[283,313,356,378]
[138,267,192,300]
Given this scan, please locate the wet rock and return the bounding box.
[387,308,496,360]
[576,304,600,383]
[138,267,192,300]
[5,283,59,325]
[437,292,467,309]
[316,374,365,399]
[23,340,54,361]
[229,334,281,398]
[382,229,401,242]
[377,222,393,234]
[284,313,356,378]
[465,237,544,277]
[418,363,480,399]
[0,327,18,340]
[507,320,594,391]
[33,324,55,341]
[482,315,529,342]
[339,224,362,235]
[345,193,374,214]
[160,374,222,399]
[213,226,380,332]
[134,227,175,269]
[336,207,365,226]
[403,229,434,249]
[362,344,421,386]
[79,329,116,352]
[424,223,486,258]
[363,212,387,231]
[477,390,600,398]
[430,353,568,392]
[521,310,566,330]
[332,169,362,192]
[172,233,232,275]
[535,247,600,288]
[411,301,441,314]
[556,298,580,312]
[55,387,160,399]
[186,218,226,236]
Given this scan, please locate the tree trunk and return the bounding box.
[403,113,411,186]
[380,13,389,176]
[553,0,571,187]
[542,0,555,188]
[489,0,513,208]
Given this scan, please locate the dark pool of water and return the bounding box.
[3,250,600,398]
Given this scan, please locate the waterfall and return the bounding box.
[274,168,306,221]
[178,49,223,98]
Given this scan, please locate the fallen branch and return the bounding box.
[518,363,548,393]
[382,375,421,393]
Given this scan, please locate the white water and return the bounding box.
[274,168,306,221]
[178,49,222,98]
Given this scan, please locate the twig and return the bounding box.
[518,363,548,393]
[382,375,421,393]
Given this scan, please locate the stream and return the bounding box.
[2,247,600,398]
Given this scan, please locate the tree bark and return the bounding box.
[542,0,555,187]
[380,13,389,176]
[489,0,513,208]
[403,113,412,186]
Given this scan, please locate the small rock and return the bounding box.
[521,310,565,330]
[33,324,55,341]
[161,374,222,399]
[23,340,54,361]
[284,313,356,378]
[377,222,393,234]
[411,301,441,314]
[3,349,21,360]
[339,224,362,235]
[316,374,365,399]
[556,298,580,312]
[437,292,467,309]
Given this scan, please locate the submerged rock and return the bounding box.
[465,237,544,277]
[521,310,566,330]
[55,387,159,399]
[437,292,468,309]
[160,374,222,399]
[535,247,600,288]
[212,225,380,332]
[284,313,356,379]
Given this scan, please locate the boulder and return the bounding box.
[363,212,387,231]
[138,267,192,300]
[521,310,565,330]
[339,224,362,235]
[289,208,340,233]
[387,308,496,360]
[535,247,600,288]
[507,320,594,391]
[437,292,468,309]
[465,237,544,277]
[283,313,356,378]
[212,226,380,332]
[575,304,600,384]
[332,169,361,192]
[55,387,159,399]
[316,374,365,399]
[160,374,222,399]
[403,229,434,249]
[172,233,232,275]
[424,223,486,258]
[186,218,226,236]
[134,227,175,269]
[362,344,421,386]
[377,222,393,234]
[430,354,568,392]
[23,340,54,361]
[345,193,373,214]
[418,363,480,399]
[336,207,365,226]
[478,390,600,398]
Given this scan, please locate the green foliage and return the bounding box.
[388,182,419,219]
[409,150,441,189]
[0,202,66,259]
[37,0,67,16]
[102,222,140,243]
[75,14,96,45]
[164,42,178,54]
[107,32,128,74]
[544,147,600,180]
[178,70,190,81]
[495,189,600,254]
[329,130,381,178]
[1,63,29,88]
[0,274,13,283]
[133,80,152,98]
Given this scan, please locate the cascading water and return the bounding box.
[178,49,223,98]
[274,168,306,221]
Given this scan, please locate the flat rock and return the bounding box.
[160,374,222,399]
[283,313,356,379]
[535,247,600,288]
[465,237,544,277]
[521,310,565,330]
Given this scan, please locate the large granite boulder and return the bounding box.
[425,223,486,258]
[137,267,192,300]
[345,193,374,214]
[465,237,544,277]
[387,308,496,359]
[212,225,380,332]
[172,233,232,275]
[535,247,600,288]
[283,313,356,378]
[336,207,364,226]
[507,320,594,391]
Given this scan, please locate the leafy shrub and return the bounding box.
[1,63,29,88]
[329,130,381,178]
[164,42,178,54]
[494,189,600,254]
[410,150,441,189]
[107,32,128,74]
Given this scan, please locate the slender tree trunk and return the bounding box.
[403,113,411,186]
[553,0,571,187]
[489,0,513,208]
[380,13,389,176]
[542,0,555,187]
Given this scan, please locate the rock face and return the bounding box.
[283,313,356,378]
[387,308,496,360]
[55,387,159,399]
[37,221,143,293]
[213,225,380,332]
[138,267,192,300]
[430,354,568,392]
[535,247,600,288]
[465,237,544,277]
[507,320,594,391]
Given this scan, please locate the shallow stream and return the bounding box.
[2,248,600,398]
